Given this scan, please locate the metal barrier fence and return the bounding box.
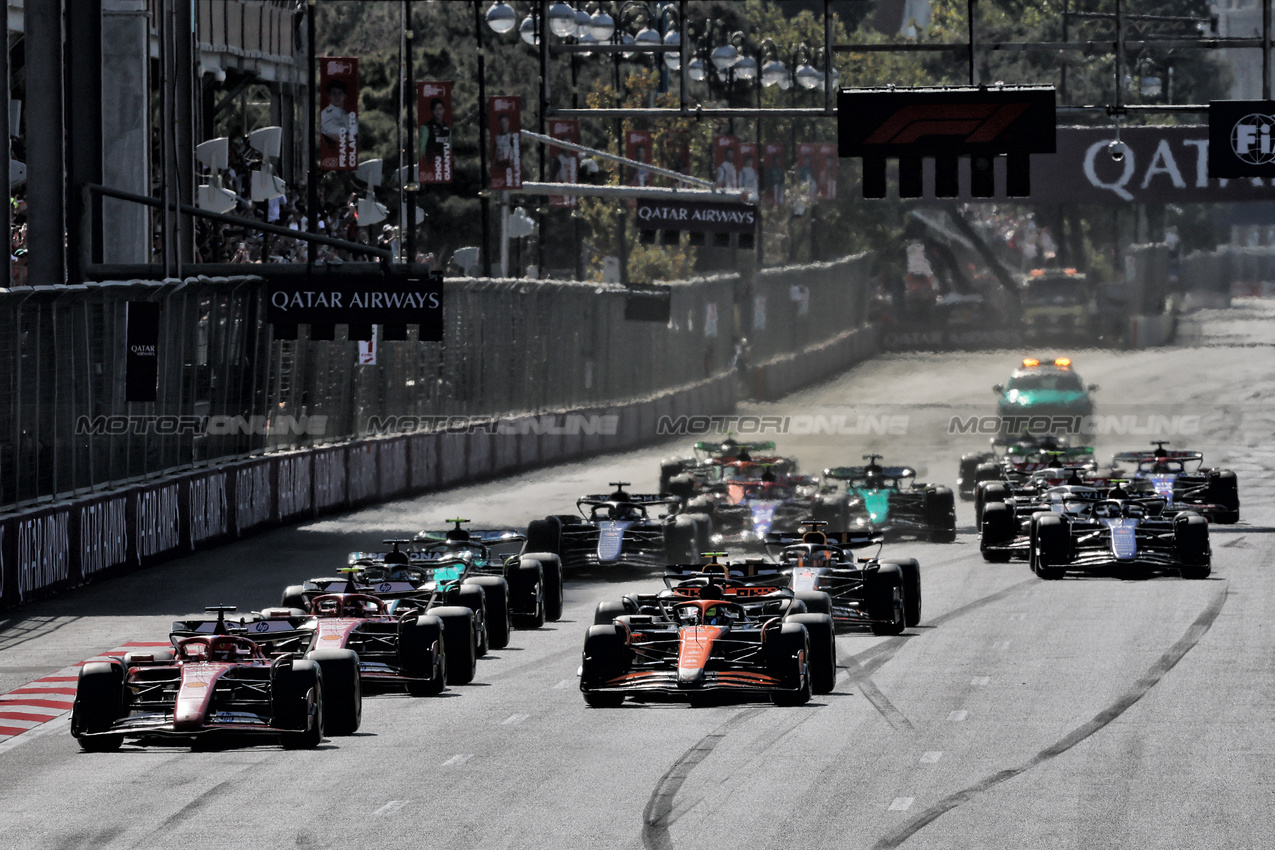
[0,258,871,513]
[1181,245,1275,296]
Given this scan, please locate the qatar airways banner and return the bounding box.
[1026,126,1271,204]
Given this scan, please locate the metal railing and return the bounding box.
[0,257,870,512]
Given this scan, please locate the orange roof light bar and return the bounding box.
[1022,358,1040,367]
[1054,357,1071,368]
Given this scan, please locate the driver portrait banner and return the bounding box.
[319,57,359,171]
[417,81,452,184]
[548,119,579,207]
[490,96,522,190]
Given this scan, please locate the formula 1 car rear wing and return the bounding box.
[823,465,916,480]
[763,529,885,549]
[693,440,776,455]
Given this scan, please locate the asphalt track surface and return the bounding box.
[1,300,1273,850]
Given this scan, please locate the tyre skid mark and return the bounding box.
[641,707,765,850]
[871,584,1229,850]
[639,578,1037,848]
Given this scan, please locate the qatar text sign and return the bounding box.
[267,273,443,341]
[1034,126,1271,204]
[319,57,359,171]
[1209,101,1275,178]
[636,200,756,234]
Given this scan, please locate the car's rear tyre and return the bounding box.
[1207,471,1240,524]
[784,613,836,694]
[667,474,697,502]
[664,516,698,564]
[281,585,307,610]
[510,557,546,630]
[980,502,1015,564]
[867,563,906,635]
[73,661,125,751]
[464,576,511,649]
[1175,512,1211,578]
[659,461,684,496]
[924,487,956,542]
[431,606,477,685]
[522,551,563,621]
[400,614,446,696]
[581,624,627,707]
[794,590,832,616]
[975,481,1010,525]
[893,559,922,627]
[306,649,361,736]
[958,455,985,500]
[526,517,562,556]
[593,599,631,625]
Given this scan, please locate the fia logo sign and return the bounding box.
[1230,113,1275,166]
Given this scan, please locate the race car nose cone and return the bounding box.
[677,667,706,688]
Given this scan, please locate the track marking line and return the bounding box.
[947,710,968,722]
[442,753,474,766]
[889,797,915,812]
[1009,613,1027,621]
[970,676,990,686]
[502,714,530,725]
[992,640,1012,650]
[919,751,943,764]
[374,800,410,816]
[874,584,1229,850]
[0,640,172,748]
[553,678,575,689]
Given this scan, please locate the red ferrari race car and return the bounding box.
[71,607,358,751]
[256,589,450,694]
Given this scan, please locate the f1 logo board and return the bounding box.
[838,86,1056,199]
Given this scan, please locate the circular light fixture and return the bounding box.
[485,1,516,34]
[621,32,636,59]
[710,43,739,71]
[778,74,792,90]
[663,29,681,70]
[733,55,757,81]
[578,32,597,57]
[634,26,660,48]
[687,57,705,81]
[795,63,820,90]
[574,8,591,39]
[549,3,578,39]
[587,10,615,41]
[519,14,539,46]
[761,59,787,87]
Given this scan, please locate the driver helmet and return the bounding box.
[1109,484,1129,499]
[703,605,733,626]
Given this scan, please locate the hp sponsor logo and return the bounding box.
[377,582,393,593]
[1231,113,1275,166]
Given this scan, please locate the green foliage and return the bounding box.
[310,1,1235,279]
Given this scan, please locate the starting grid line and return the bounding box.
[0,641,171,744]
